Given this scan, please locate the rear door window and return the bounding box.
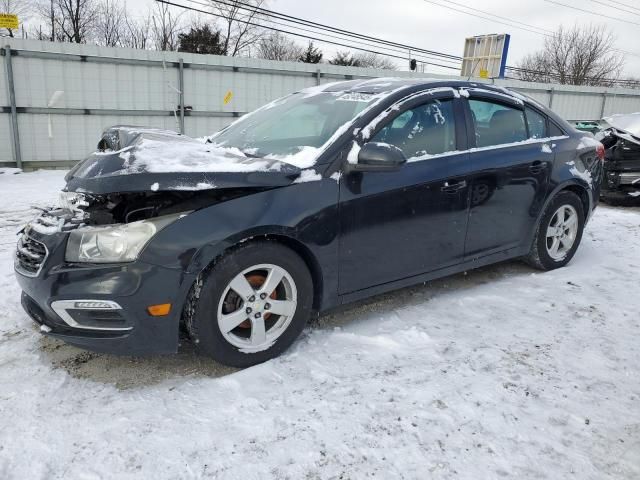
[469,99,527,148]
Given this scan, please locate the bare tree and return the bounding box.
[352,52,397,70]
[330,50,397,70]
[33,0,57,41]
[52,0,98,43]
[256,32,303,61]
[1,0,34,37]
[516,24,624,86]
[122,13,152,49]
[94,0,126,46]
[330,51,360,67]
[211,0,265,56]
[151,2,183,51]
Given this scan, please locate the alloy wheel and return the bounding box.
[217,264,298,353]
[545,205,579,261]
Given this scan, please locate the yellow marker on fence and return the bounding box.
[479,69,489,79]
[223,90,233,105]
[0,14,19,30]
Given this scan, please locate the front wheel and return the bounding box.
[190,241,313,367]
[526,191,585,271]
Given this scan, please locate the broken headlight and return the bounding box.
[65,213,182,263]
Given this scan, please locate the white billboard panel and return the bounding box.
[460,34,511,79]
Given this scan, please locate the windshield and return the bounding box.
[209,90,381,167]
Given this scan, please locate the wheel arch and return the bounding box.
[555,182,591,220]
[540,180,592,224]
[188,232,325,312]
[526,180,592,251]
[259,234,324,312]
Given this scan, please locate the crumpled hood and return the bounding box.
[65,126,303,194]
[602,113,640,144]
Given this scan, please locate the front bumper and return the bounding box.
[15,228,196,355]
[601,168,640,199]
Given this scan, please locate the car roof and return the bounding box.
[317,77,509,95]
[300,77,574,134]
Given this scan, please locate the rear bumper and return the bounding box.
[16,258,196,355]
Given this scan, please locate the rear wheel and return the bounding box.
[526,191,585,271]
[190,241,313,367]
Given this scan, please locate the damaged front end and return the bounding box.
[597,113,640,202]
[14,125,309,354]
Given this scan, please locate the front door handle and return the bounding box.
[529,160,548,174]
[441,180,467,194]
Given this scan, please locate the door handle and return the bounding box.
[529,161,548,174]
[441,180,467,194]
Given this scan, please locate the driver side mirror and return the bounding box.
[347,142,407,172]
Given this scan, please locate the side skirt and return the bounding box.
[336,246,527,307]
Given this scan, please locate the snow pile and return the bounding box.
[293,169,322,184]
[541,144,553,153]
[2,172,640,479]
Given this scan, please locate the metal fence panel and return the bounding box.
[0,115,13,163]
[3,37,640,168]
[17,113,182,163]
[604,94,640,117]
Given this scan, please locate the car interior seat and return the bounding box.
[488,109,527,145]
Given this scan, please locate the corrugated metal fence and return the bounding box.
[3,38,640,169]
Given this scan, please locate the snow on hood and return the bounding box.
[602,112,640,144]
[64,127,306,194]
[85,126,311,174]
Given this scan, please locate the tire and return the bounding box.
[190,241,313,367]
[526,191,585,271]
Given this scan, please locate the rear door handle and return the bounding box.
[441,180,467,194]
[529,161,548,174]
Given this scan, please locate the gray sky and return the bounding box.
[54,0,640,77]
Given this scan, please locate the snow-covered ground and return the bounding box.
[1,170,639,479]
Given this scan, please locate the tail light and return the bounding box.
[596,143,605,162]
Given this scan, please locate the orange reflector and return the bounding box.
[147,303,171,316]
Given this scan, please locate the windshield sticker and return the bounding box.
[337,92,377,102]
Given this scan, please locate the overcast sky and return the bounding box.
[273,0,640,77]
[47,0,640,77]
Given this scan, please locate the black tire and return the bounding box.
[190,241,313,368]
[526,191,585,271]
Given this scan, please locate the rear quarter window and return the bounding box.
[549,121,565,137]
[525,107,547,139]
